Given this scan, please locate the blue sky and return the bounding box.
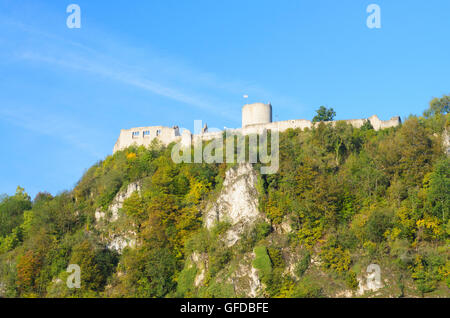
[1,0,449,198]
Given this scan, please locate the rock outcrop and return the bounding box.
[443,128,450,155]
[95,182,140,253]
[95,182,141,223]
[204,163,263,246]
[228,252,262,297]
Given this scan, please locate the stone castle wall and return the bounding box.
[113,115,401,153]
[368,115,402,130]
[113,126,181,153]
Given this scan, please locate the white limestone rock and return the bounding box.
[204,163,263,246]
[443,128,450,155]
[95,181,141,253]
[225,252,262,298]
[191,252,208,287]
[95,182,141,223]
[107,232,137,253]
[110,182,141,222]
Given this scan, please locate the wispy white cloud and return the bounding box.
[0,16,241,118]
[0,107,104,158]
[18,51,239,121]
[2,15,304,121]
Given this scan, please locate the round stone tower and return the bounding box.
[242,102,272,128]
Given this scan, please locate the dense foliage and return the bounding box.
[312,106,336,123]
[0,100,449,298]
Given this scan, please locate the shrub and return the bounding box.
[295,251,311,278]
[345,271,359,290]
[291,277,323,298]
[320,240,351,273]
[255,222,272,241]
[365,209,394,243]
[412,253,445,296]
[176,263,197,297]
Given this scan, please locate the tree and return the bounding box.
[312,106,336,123]
[360,119,374,131]
[365,209,394,243]
[16,250,42,294]
[69,240,117,292]
[423,94,450,117]
[113,246,177,298]
[320,239,351,273]
[0,186,32,237]
[122,191,146,222]
[411,254,445,296]
[425,158,450,222]
[33,192,53,204]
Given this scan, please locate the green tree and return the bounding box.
[412,254,445,296]
[69,240,117,292]
[425,158,450,222]
[114,247,177,298]
[295,250,311,277]
[0,186,32,237]
[423,94,450,117]
[320,240,351,273]
[360,119,374,131]
[312,106,336,123]
[365,209,394,243]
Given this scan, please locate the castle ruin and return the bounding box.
[113,103,401,153]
